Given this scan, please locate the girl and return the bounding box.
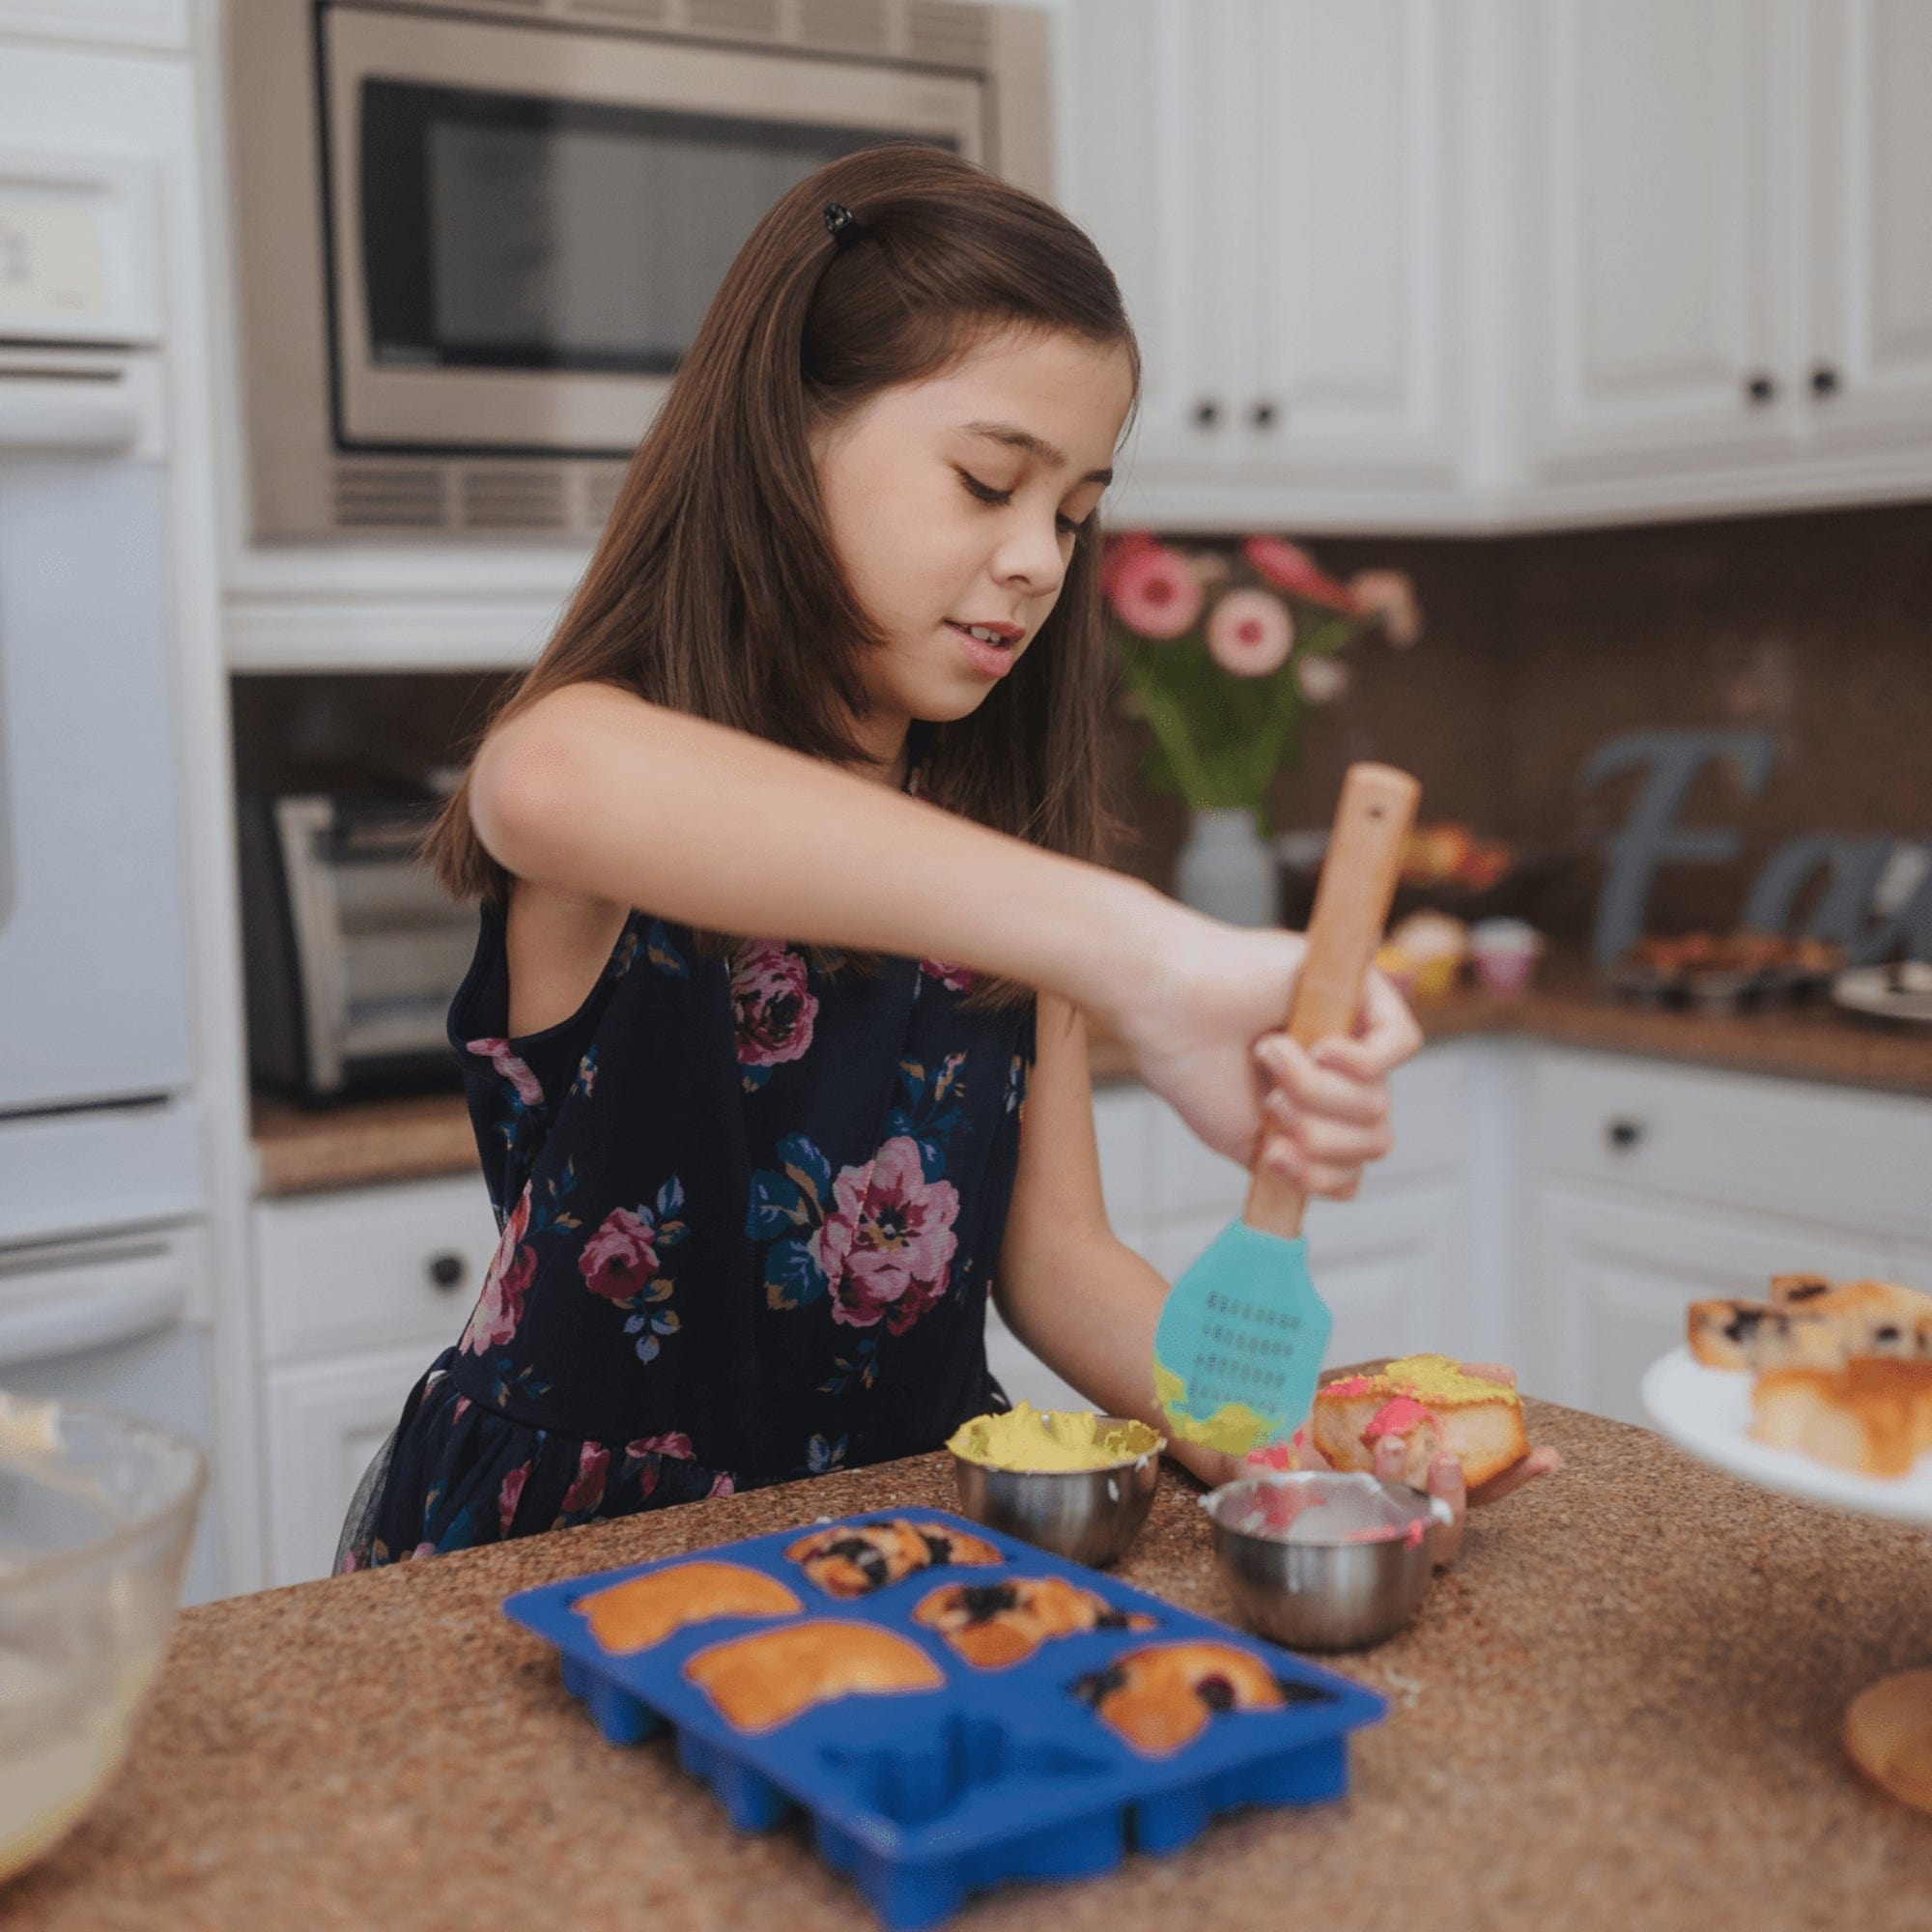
[336,144,1482,1574]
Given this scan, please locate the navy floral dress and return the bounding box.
[337,725,1034,1570]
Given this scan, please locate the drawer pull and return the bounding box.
[427,1252,468,1291]
[1605,1119,1645,1152]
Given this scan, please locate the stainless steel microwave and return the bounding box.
[226,0,1053,542]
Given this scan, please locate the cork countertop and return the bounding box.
[252,956,1932,1195]
[10,1398,1929,1932]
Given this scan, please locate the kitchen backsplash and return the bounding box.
[1119,499,1932,945]
[232,499,1932,949]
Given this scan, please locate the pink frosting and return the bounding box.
[1322,1375,1375,1399]
[1362,1397,1439,1442]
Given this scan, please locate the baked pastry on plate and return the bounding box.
[1749,1358,1932,1479]
[1311,1354,1528,1490]
[1687,1276,1932,1372]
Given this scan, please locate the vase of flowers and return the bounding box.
[1101,530,1423,925]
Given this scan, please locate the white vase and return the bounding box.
[1175,807,1278,927]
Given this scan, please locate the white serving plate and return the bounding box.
[1640,1346,1932,1526]
[1831,965,1932,1028]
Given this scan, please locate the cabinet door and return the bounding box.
[1804,0,1932,448]
[1250,0,1458,483]
[1521,0,1795,477]
[1526,1186,1889,1427]
[264,1345,438,1585]
[1059,0,1457,519]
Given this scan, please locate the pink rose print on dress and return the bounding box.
[460,1181,537,1356]
[464,1037,545,1108]
[581,1179,689,1364]
[625,1432,696,1462]
[498,1462,529,1536]
[729,940,818,1090]
[811,1135,960,1335]
[579,1207,660,1302]
[558,1443,610,1519]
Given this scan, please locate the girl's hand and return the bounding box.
[1110,905,1422,1194]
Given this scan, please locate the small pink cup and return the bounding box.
[1469,920,1544,998]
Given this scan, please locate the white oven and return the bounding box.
[226,0,1053,541]
[0,86,221,1603]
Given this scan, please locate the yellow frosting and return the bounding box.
[1380,1353,1518,1406]
[1150,1364,1283,1455]
[948,1401,1163,1472]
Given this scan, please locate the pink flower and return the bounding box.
[626,1432,696,1462]
[708,1473,736,1498]
[812,1135,960,1335]
[460,1182,536,1355]
[1206,589,1294,677]
[1098,528,1158,600]
[920,958,977,992]
[498,1462,529,1535]
[1348,569,1423,647]
[1240,535,1357,612]
[559,1443,610,1518]
[1105,542,1205,639]
[464,1037,545,1107]
[729,941,818,1069]
[579,1207,660,1302]
[1295,655,1351,705]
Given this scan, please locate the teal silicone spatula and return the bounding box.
[1152,762,1422,1456]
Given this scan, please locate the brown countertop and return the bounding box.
[10,1398,1928,1930]
[253,958,1932,1196]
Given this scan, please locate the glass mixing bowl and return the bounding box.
[0,1394,206,1888]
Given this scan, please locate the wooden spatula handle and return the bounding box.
[1242,762,1421,1239]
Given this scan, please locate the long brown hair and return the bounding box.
[420,143,1141,1013]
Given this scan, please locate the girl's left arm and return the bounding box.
[989,995,1254,1491]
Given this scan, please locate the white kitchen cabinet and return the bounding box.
[1525,1186,1890,1428]
[264,1344,438,1585]
[988,1042,1497,1410]
[1049,0,1932,540]
[1522,1047,1932,1424]
[1517,0,1796,482]
[253,1175,491,1584]
[1804,0,1932,453]
[1059,0,1459,527]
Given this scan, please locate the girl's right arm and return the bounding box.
[472,681,1420,1172]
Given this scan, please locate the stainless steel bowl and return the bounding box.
[1202,1471,1451,1652]
[950,1420,1164,1567]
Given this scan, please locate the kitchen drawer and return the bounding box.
[1529,1048,1932,1244]
[255,1174,500,1366]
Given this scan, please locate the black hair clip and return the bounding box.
[823,201,869,252]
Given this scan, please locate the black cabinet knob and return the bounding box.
[1193,398,1220,429]
[1249,399,1277,429]
[1745,374,1777,405]
[1606,1119,1645,1152]
[427,1251,466,1291]
[1810,363,1840,397]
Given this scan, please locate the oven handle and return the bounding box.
[0,364,143,454]
[0,1232,190,1367]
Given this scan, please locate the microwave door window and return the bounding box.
[357,81,952,378]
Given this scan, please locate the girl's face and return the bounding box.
[810,325,1135,773]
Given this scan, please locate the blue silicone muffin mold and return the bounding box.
[503,1508,1384,1929]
